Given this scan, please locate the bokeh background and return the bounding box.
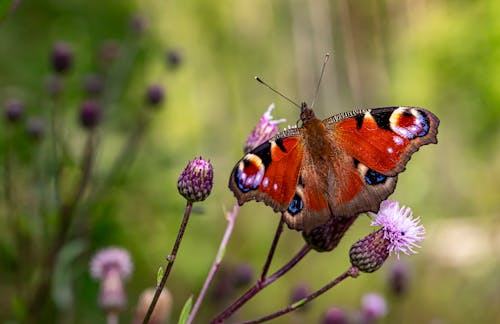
[1,0,499,323]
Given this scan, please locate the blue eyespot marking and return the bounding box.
[287,194,304,215]
[365,169,387,185]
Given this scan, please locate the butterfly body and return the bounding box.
[229,103,439,233]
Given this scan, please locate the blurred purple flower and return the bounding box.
[90,247,133,313]
[145,84,165,107]
[322,307,348,324]
[290,283,311,312]
[244,103,286,153]
[26,118,46,140]
[361,293,387,322]
[387,260,410,296]
[51,42,73,74]
[79,100,101,129]
[4,99,24,123]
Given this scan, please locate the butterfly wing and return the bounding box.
[229,129,305,213]
[321,106,439,219]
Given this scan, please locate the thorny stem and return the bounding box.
[143,200,193,324]
[211,244,311,323]
[186,203,240,324]
[27,131,96,317]
[235,267,359,324]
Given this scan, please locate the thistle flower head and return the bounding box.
[4,99,24,123]
[177,157,213,202]
[26,118,46,140]
[370,200,425,258]
[350,200,425,272]
[322,307,347,324]
[90,247,133,280]
[244,103,286,153]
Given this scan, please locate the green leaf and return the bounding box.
[156,266,164,286]
[177,295,193,324]
[0,0,13,23]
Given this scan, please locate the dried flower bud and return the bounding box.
[83,74,104,96]
[51,42,73,74]
[177,157,213,202]
[244,103,286,153]
[99,40,121,65]
[133,288,172,324]
[232,263,254,288]
[166,50,182,69]
[145,84,165,107]
[4,99,24,123]
[303,215,358,252]
[322,307,348,324]
[387,260,410,296]
[26,118,46,140]
[45,75,64,98]
[130,14,146,35]
[90,247,133,313]
[79,100,101,129]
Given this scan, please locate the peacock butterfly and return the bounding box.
[228,102,439,234]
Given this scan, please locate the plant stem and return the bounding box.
[211,244,311,323]
[260,218,284,280]
[27,131,96,318]
[142,200,193,324]
[186,203,240,324]
[235,267,359,324]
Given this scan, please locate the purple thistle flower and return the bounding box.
[243,103,286,153]
[26,117,46,140]
[177,157,213,202]
[350,200,425,272]
[370,200,425,258]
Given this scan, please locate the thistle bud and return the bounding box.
[322,307,348,324]
[4,99,24,123]
[145,84,165,107]
[166,50,182,69]
[79,100,101,129]
[26,118,46,140]
[51,42,73,74]
[177,157,213,202]
[350,229,390,273]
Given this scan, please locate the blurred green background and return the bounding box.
[1,0,499,323]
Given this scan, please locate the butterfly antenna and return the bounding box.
[255,76,301,110]
[310,52,330,109]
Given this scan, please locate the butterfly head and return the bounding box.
[300,102,316,124]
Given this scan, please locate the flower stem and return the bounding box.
[186,203,240,324]
[142,200,193,324]
[235,267,359,324]
[260,218,284,280]
[211,244,311,323]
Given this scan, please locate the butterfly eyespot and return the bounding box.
[390,108,431,139]
[287,194,304,216]
[365,169,387,185]
[235,154,265,193]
